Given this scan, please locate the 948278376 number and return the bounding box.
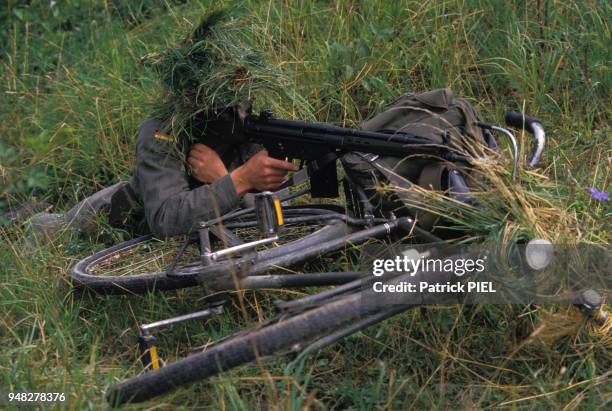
[7,392,66,403]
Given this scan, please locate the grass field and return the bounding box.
[1,0,610,409]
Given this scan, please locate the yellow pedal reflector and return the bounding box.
[273,198,284,226]
[149,346,160,369]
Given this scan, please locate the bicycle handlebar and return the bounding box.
[504,111,546,168]
[504,112,540,134]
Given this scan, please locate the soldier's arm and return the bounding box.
[133,118,241,237]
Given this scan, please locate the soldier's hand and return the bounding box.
[231,149,297,195]
[188,144,228,183]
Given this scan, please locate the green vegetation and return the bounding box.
[1,0,610,409]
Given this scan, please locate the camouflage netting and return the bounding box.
[145,10,300,140]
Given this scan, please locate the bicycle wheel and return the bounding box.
[70,206,354,294]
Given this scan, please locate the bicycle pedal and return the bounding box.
[138,333,161,370]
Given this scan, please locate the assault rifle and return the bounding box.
[239,110,472,198]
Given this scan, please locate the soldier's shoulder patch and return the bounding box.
[153,131,173,143]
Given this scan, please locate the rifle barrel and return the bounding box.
[246,116,435,146]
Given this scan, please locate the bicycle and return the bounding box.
[69,112,607,406]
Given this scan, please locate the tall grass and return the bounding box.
[1,0,610,409]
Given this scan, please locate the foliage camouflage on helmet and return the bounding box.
[146,10,293,140]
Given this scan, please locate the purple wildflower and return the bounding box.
[588,187,609,201]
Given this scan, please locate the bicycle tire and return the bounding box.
[70,207,353,294]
